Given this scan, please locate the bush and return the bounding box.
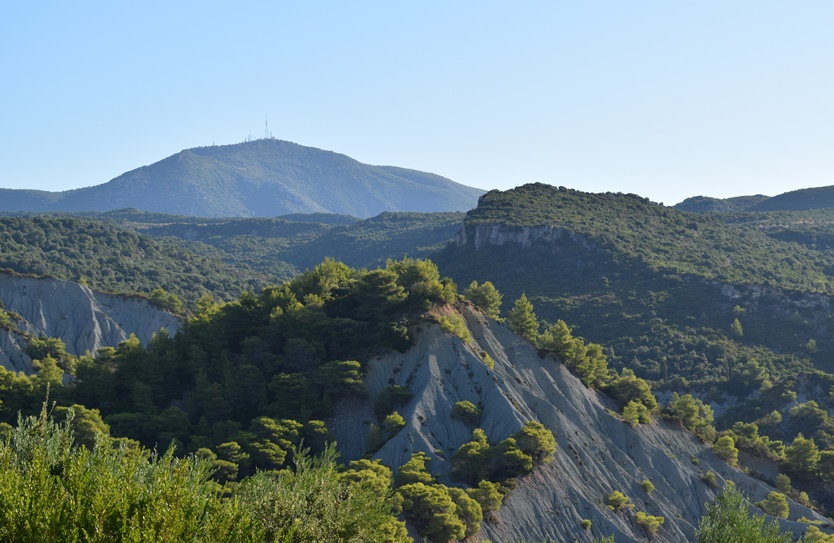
[697,485,792,543]
[713,435,739,467]
[451,401,481,427]
[757,492,789,519]
[642,479,655,493]
[581,519,593,530]
[636,511,664,535]
[606,491,632,511]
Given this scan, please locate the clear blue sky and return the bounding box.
[2,1,832,205]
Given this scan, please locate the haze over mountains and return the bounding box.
[0,139,485,218]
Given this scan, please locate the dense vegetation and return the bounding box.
[0,215,268,308]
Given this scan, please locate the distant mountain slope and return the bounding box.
[676,185,834,213]
[752,185,834,212]
[675,194,769,212]
[0,140,485,218]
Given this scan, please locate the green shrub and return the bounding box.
[636,511,664,535]
[451,401,481,426]
[606,491,632,511]
[581,518,592,530]
[642,479,655,493]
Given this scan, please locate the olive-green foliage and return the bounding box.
[784,434,820,479]
[437,313,472,343]
[665,393,716,442]
[606,491,632,511]
[0,215,267,308]
[463,280,503,320]
[238,445,410,543]
[0,407,260,543]
[701,470,718,489]
[433,184,834,402]
[696,485,793,543]
[635,511,664,535]
[466,480,504,515]
[622,401,650,428]
[538,320,609,388]
[397,452,434,485]
[713,435,739,467]
[804,525,834,542]
[451,401,481,427]
[775,473,791,493]
[451,429,491,484]
[367,412,407,452]
[451,423,555,486]
[641,479,655,493]
[757,492,789,519]
[605,368,657,415]
[397,483,465,542]
[514,421,557,463]
[374,386,413,419]
[581,519,592,530]
[340,458,395,498]
[446,487,483,538]
[507,294,538,341]
[50,258,457,474]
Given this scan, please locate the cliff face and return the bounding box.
[0,274,180,373]
[331,305,828,543]
[455,223,594,251]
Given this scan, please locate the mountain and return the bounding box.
[0,273,180,373]
[676,185,834,213]
[0,140,485,218]
[674,194,769,212]
[752,185,834,212]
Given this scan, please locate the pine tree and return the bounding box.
[507,294,538,341]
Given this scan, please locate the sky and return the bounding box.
[2,2,833,206]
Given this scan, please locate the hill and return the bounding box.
[2,258,827,542]
[675,194,769,212]
[676,185,834,213]
[0,215,271,308]
[752,185,834,212]
[0,140,485,218]
[432,184,834,439]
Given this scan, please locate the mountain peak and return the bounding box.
[0,140,485,218]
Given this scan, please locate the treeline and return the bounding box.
[0,258,459,476]
[0,215,268,308]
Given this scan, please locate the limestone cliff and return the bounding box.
[331,305,831,542]
[0,273,180,373]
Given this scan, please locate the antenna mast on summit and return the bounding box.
[265,115,270,139]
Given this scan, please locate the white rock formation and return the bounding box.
[331,304,832,542]
[0,273,181,373]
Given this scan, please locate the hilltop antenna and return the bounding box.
[265,115,269,140]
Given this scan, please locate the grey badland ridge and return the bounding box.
[0,139,485,218]
[0,273,180,373]
[333,304,828,542]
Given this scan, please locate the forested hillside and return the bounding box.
[0,216,269,308]
[3,257,830,542]
[432,183,834,515]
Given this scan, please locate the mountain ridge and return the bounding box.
[0,140,485,218]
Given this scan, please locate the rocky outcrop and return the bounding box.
[332,305,831,542]
[0,273,180,373]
